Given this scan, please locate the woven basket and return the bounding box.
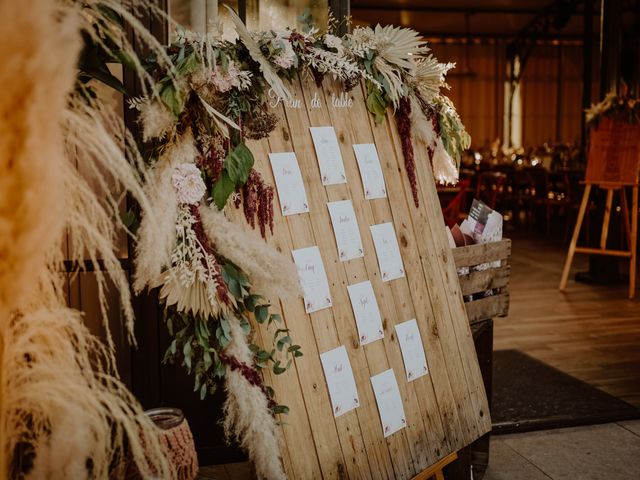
[146,407,199,480]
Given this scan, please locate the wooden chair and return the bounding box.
[475,172,507,210]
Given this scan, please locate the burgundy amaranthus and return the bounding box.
[219,352,277,410]
[395,97,420,208]
[241,170,275,239]
[189,205,232,307]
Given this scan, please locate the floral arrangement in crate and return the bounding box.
[124,7,472,479]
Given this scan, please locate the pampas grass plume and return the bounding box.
[199,205,302,299]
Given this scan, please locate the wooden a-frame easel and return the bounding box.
[559,117,640,299]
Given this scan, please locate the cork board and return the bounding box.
[241,76,491,479]
[585,116,640,186]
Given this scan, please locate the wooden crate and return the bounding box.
[448,239,511,480]
[452,239,512,325]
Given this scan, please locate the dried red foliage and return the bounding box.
[395,97,420,208]
[219,352,277,410]
[240,170,274,239]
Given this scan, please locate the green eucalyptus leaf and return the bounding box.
[225,142,255,185]
[160,83,183,117]
[272,404,290,415]
[183,341,192,371]
[212,171,235,210]
[240,317,251,335]
[200,383,208,400]
[255,305,269,324]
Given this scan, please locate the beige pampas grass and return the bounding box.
[0,0,172,478]
[410,95,438,151]
[7,309,171,479]
[133,130,198,293]
[199,205,302,299]
[431,139,459,185]
[222,320,286,480]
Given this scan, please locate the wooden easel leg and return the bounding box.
[600,189,614,249]
[621,188,631,248]
[629,186,637,299]
[560,185,591,291]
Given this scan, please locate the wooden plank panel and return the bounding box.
[280,78,386,479]
[458,265,511,296]
[246,76,489,478]
[407,135,492,442]
[465,294,511,324]
[318,78,440,475]
[240,136,322,480]
[452,240,512,269]
[267,85,373,480]
[378,103,481,446]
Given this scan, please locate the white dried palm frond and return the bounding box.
[199,95,239,136]
[157,271,223,319]
[413,55,455,103]
[374,57,407,108]
[223,4,291,101]
[373,24,429,73]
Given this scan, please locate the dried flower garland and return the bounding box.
[585,87,640,127]
[130,9,472,478]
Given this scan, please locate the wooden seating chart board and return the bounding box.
[242,76,491,479]
[585,116,640,186]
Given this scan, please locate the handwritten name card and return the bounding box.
[353,143,387,199]
[347,281,384,345]
[327,200,364,261]
[370,222,405,282]
[269,152,309,216]
[371,369,407,437]
[309,126,347,185]
[395,319,429,381]
[292,246,332,313]
[320,346,360,417]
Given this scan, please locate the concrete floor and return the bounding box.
[199,421,640,479]
[484,421,640,480]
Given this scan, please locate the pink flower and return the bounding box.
[172,163,206,205]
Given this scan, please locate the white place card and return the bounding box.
[370,222,405,282]
[395,319,429,381]
[320,346,360,417]
[309,126,347,185]
[269,152,310,216]
[292,246,332,313]
[370,369,407,437]
[327,200,364,261]
[353,143,387,199]
[347,281,384,345]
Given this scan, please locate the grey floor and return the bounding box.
[199,421,640,479]
[484,420,640,480]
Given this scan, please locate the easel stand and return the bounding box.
[559,183,638,299]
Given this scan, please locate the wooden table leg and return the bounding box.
[560,184,591,291]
